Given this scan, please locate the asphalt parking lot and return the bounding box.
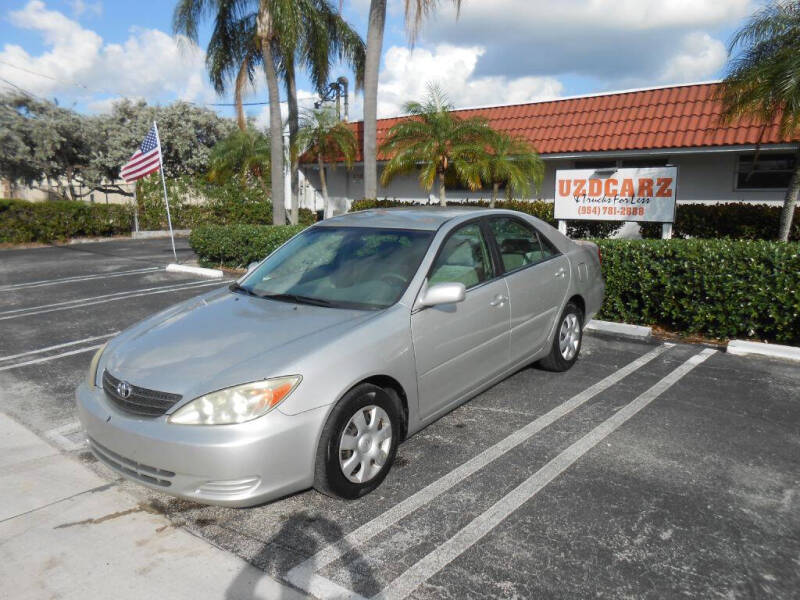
[1,238,799,599]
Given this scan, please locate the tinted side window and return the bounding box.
[490,218,555,271]
[429,223,493,289]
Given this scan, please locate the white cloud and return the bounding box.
[374,44,563,117]
[0,1,216,107]
[658,32,727,83]
[422,0,753,86]
[69,0,102,18]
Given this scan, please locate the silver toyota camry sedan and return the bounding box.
[76,208,604,506]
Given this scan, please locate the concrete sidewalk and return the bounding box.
[0,413,307,600]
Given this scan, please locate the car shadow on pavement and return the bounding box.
[225,510,379,599]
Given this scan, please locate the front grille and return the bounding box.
[89,438,174,487]
[102,369,182,417]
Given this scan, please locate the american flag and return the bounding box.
[120,125,161,182]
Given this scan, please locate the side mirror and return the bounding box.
[246,262,259,274]
[418,282,466,307]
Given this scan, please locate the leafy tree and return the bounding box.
[470,131,544,207]
[379,84,490,206]
[718,0,800,241]
[295,107,357,216]
[0,93,97,200]
[207,127,272,200]
[0,93,234,201]
[176,0,315,225]
[362,0,462,200]
[92,98,236,183]
[221,1,364,224]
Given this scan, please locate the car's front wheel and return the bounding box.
[538,301,583,372]
[314,383,401,499]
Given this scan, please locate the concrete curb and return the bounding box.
[727,339,800,362]
[166,263,224,279]
[585,319,652,341]
[132,229,191,239]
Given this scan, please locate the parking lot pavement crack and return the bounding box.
[0,482,118,525]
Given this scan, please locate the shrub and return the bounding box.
[0,199,133,243]
[639,202,800,240]
[136,176,315,229]
[350,198,621,238]
[189,224,307,268]
[597,239,800,344]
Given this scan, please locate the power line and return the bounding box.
[0,58,332,111]
[0,59,90,90]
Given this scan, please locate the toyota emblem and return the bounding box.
[116,380,132,399]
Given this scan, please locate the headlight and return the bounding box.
[167,376,301,425]
[87,343,107,387]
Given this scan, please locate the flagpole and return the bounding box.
[152,121,177,262]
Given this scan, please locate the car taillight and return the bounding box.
[597,246,602,265]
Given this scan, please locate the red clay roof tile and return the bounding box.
[337,82,794,162]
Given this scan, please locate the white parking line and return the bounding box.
[0,333,117,363]
[373,347,716,600]
[0,267,162,292]
[0,344,105,372]
[0,279,227,321]
[287,343,674,596]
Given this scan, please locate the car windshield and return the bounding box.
[239,226,435,310]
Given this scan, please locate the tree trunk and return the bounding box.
[259,26,285,225]
[363,0,387,200]
[491,182,499,208]
[318,154,329,219]
[234,55,250,132]
[438,171,446,207]
[285,59,300,225]
[778,150,800,241]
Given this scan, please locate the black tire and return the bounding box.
[314,383,402,499]
[538,301,584,372]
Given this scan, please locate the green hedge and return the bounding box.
[188,223,799,343]
[350,198,621,239]
[640,202,800,241]
[597,239,800,344]
[189,224,307,268]
[0,199,133,243]
[136,176,315,230]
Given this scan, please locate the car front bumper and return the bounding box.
[75,382,327,507]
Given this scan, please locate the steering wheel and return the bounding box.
[380,273,406,286]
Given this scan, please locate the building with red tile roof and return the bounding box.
[299,81,798,218]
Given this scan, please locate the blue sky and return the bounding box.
[0,1,761,123]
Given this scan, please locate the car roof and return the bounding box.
[315,207,506,231]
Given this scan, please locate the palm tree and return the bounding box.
[472,131,544,207]
[227,3,364,224]
[207,128,271,200]
[174,0,305,226]
[718,1,800,241]
[379,85,490,206]
[295,107,357,217]
[363,0,462,200]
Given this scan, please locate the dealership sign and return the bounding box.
[555,166,678,223]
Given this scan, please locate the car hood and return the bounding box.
[103,289,375,397]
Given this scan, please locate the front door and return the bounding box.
[411,222,510,420]
[488,217,571,362]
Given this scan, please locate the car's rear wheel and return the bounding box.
[538,301,583,372]
[314,383,401,499]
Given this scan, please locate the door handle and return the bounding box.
[489,295,508,307]
[554,268,566,278]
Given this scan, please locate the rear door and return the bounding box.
[487,217,570,363]
[411,221,511,420]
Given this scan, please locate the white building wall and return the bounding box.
[309,149,791,214]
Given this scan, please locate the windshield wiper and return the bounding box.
[229,282,258,297]
[262,293,337,308]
